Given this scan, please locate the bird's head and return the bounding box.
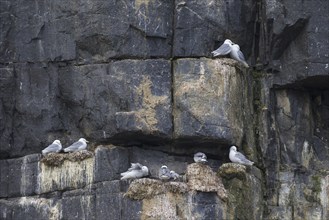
[79,138,89,143]
[194,152,208,162]
[53,140,61,145]
[230,146,237,151]
[142,166,149,174]
[224,39,233,45]
[232,44,240,50]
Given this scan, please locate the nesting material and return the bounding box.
[217,163,247,181]
[40,151,94,167]
[124,179,188,200]
[186,163,228,201]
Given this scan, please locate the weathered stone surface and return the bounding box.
[187,163,227,200]
[0,67,15,159]
[0,0,173,63]
[38,156,94,194]
[0,197,60,220]
[0,154,40,198]
[173,58,252,149]
[174,0,255,58]
[93,145,129,183]
[261,0,329,84]
[58,59,172,143]
[190,192,225,220]
[4,63,61,159]
[0,60,172,158]
[218,163,263,220]
[1,0,329,219]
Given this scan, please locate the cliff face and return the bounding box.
[0,0,328,219]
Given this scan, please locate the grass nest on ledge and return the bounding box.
[40,150,94,167]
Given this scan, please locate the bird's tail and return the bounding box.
[243,61,249,68]
[248,161,254,166]
[211,51,220,57]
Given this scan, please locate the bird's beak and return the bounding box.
[86,140,89,143]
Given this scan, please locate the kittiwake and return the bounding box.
[211,39,249,68]
[120,163,149,180]
[42,140,62,155]
[170,170,180,180]
[229,146,254,166]
[159,165,171,181]
[194,152,208,163]
[63,138,88,152]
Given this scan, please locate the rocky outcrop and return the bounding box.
[173,59,253,150]
[1,0,329,219]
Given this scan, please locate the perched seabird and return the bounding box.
[159,165,171,181]
[63,138,88,152]
[194,152,208,163]
[229,146,254,166]
[230,44,249,68]
[211,39,233,57]
[120,163,149,180]
[211,39,249,68]
[170,170,180,180]
[42,140,62,155]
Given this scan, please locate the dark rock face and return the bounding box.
[58,59,172,142]
[1,0,329,219]
[173,0,255,58]
[0,60,172,158]
[0,0,173,63]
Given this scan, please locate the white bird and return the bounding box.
[120,163,149,180]
[159,165,171,181]
[211,39,233,56]
[42,140,62,155]
[63,138,88,152]
[170,170,180,180]
[194,152,208,163]
[211,39,249,68]
[229,146,254,166]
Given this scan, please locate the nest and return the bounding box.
[217,163,247,181]
[187,163,228,201]
[124,178,189,200]
[40,151,94,167]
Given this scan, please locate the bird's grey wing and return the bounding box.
[43,144,60,153]
[235,152,247,160]
[159,168,165,176]
[235,152,253,165]
[65,141,82,150]
[211,43,232,56]
[237,50,247,62]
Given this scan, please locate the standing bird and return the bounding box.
[63,138,88,152]
[211,39,249,68]
[194,152,208,163]
[42,140,62,155]
[229,146,254,166]
[170,170,180,180]
[159,165,171,181]
[120,163,149,180]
